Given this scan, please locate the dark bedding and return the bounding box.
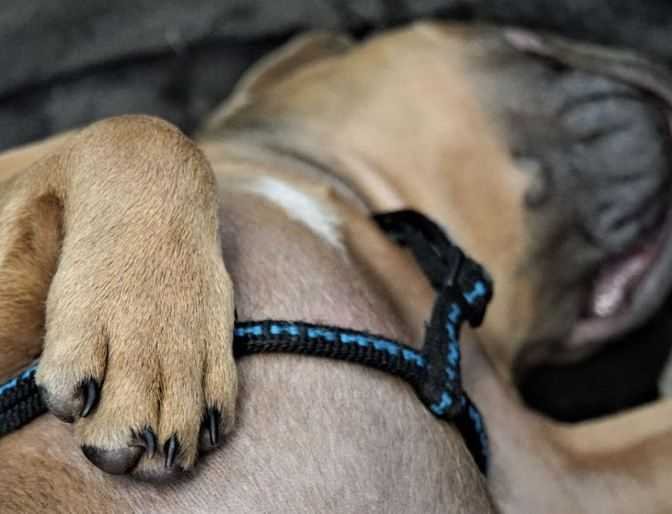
[3,0,672,150]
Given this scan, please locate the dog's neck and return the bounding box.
[200,126,403,217]
[203,49,537,367]
[200,132,437,350]
[201,130,658,514]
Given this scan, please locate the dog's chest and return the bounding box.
[216,183,420,344]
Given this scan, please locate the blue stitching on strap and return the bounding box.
[464,281,487,305]
[0,318,487,474]
[430,392,454,415]
[234,325,263,337]
[0,364,37,395]
[269,324,301,337]
[237,322,427,368]
[468,403,489,462]
[306,327,337,341]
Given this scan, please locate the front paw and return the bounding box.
[36,249,237,476]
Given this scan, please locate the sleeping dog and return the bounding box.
[1,21,671,513]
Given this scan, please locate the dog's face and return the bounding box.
[430,26,672,379]
[207,23,672,383]
[328,24,672,381]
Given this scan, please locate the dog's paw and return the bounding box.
[0,116,235,476]
[36,250,236,475]
[28,117,237,476]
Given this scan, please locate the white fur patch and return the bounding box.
[237,176,344,249]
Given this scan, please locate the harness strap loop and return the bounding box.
[374,209,492,472]
[0,209,494,475]
[373,210,492,327]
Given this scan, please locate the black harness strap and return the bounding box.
[374,210,493,471]
[0,365,44,437]
[0,210,493,474]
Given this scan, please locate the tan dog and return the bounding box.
[1,21,671,513]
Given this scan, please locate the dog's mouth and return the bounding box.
[558,201,672,363]
[501,26,672,372]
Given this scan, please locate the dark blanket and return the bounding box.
[3,0,672,422]
[3,0,672,150]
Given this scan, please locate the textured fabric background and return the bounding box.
[0,0,456,148]
[3,0,672,150]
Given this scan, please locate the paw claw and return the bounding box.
[79,379,99,418]
[164,435,180,469]
[200,408,221,450]
[208,409,220,447]
[82,445,143,475]
[143,428,158,459]
[132,427,157,459]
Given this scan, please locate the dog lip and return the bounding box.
[563,200,672,359]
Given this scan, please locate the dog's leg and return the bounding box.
[0,115,236,475]
[0,184,60,379]
[463,331,672,513]
[558,398,672,513]
[0,133,76,379]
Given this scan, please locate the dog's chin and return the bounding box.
[549,201,672,365]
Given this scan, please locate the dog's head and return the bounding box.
[202,23,672,384]
[461,28,672,381]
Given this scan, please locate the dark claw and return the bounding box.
[207,409,220,447]
[144,428,157,459]
[199,408,223,451]
[207,408,221,447]
[80,379,99,418]
[82,445,143,475]
[134,427,157,459]
[164,435,180,469]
